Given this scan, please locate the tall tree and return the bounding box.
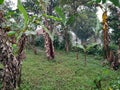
[23,0,55,59]
[73,7,97,44]
[102,10,110,60]
[45,0,55,60]
[40,0,55,60]
[91,0,120,69]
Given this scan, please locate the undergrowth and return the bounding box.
[19,50,120,90]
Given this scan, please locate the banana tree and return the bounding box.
[39,0,55,60]
[0,0,28,89]
[88,0,120,69]
[55,7,75,53]
[96,0,119,61]
[77,43,98,66]
[42,5,75,53]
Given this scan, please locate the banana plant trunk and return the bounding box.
[0,11,27,89]
[0,33,26,90]
[102,11,110,60]
[102,11,120,69]
[44,19,55,60]
[84,50,87,66]
[1,37,19,90]
[76,37,78,60]
[16,34,27,87]
[65,38,69,53]
[0,12,16,90]
[117,38,120,64]
[43,0,55,60]
[64,27,69,53]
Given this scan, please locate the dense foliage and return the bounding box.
[108,6,120,44]
[0,0,120,90]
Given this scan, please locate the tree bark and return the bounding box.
[102,11,110,60]
[44,19,55,60]
[43,0,55,60]
[102,11,120,70]
[16,34,27,87]
[64,27,69,53]
[0,32,27,90]
[0,11,27,89]
[76,37,78,60]
[0,30,17,90]
[84,51,87,66]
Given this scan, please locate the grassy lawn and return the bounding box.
[20,50,120,90]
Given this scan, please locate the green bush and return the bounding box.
[53,35,60,49]
[87,44,98,55]
[71,46,84,53]
[110,77,120,90]
[109,44,118,52]
[87,45,104,56]
[35,35,44,48]
[58,39,65,50]
[72,44,104,56]
[53,35,65,50]
[35,35,66,50]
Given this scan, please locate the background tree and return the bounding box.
[40,0,55,60]
[53,0,90,52]
[77,43,98,66]
[73,7,97,44]
[91,0,120,69]
[108,6,120,44]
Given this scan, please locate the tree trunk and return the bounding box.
[117,38,120,65]
[44,19,55,60]
[64,27,69,53]
[0,31,16,90]
[16,34,27,87]
[43,0,55,60]
[0,11,27,89]
[65,39,69,53]
[1,43,19,90]
[76,37,78,60]
[102,11,110,60]
[0,32,27,90]
[84,51,87,66]
[0,11,17,90]
[102,11,120,70]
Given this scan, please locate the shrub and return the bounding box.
[35,34,72,51]
[71,46,83,53]
[87,44,99,55]
[53,35,66,50]
[110,77,120,90]
[109,43,118,52]
[72,43,104,56]
[53,35,60,49]
[35,35,44,48]
[87,45,104,56]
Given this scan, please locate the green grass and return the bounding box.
[20,50,120,90]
